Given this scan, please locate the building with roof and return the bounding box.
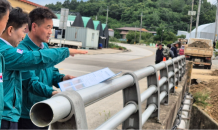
[108,29,114,37]
[177,30,189,36]
[115,27,156,39]
[8,0,44,13]
[186,23,217,41]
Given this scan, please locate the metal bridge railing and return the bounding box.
[30,55,186,130]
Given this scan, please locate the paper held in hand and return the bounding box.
[58,68,121,91]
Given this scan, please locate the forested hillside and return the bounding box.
[46,0,216,39]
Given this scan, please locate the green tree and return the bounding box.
[45,0,216,39]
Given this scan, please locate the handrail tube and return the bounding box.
[77,75,134,106]
[142,104,156,125]
[30,96,72,127]
[159,77,168,87]
[134,66,156,81]
[175,69,179,73]
[134,56,184,80]
[96,104,137,130]
[175,78,178,83]
[168,71,174,78]
[141,85,157,103]
[160,91,167,102]
[169,83,174,90]
[165,60,173,66]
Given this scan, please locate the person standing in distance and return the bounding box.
[155,43,164,64]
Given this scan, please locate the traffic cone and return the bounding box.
[163,57,166,61]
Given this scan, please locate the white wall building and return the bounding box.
[186,23,217,41]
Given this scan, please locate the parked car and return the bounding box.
[179,45,185,55]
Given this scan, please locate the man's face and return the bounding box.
[159,45,162,49]
[34,18,53,43]
[10,24,27,47]
[0,10,9,36]
[175,44,178,47]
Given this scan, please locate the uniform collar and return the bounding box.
[23,34,45,50]
[0,38,13,47]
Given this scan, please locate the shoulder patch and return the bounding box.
[17,49,23,54]
[0,73,3,82]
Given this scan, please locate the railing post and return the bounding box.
[122,72,142,129]
[182,57,186,75]
[50,91,88,129]
[168,59,176,93]
[177,58,183,81]
[160,62,170,105]
[146,65,159,121]
[174,60,179,86]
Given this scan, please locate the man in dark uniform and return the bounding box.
[155,43,164,64]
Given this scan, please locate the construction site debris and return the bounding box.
[188,41,210,48]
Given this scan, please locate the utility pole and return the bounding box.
[214,0,218,44]
[140,12,143,43]
[190,0,194,32]
[195,0,201,38]
[134,26,136,44]
[106,6,109,24]
[96,15,98,20]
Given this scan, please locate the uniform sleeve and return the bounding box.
[52,67,65,88]
[2,47,69,71]
[21,70,53,98]
[155,50,158,62]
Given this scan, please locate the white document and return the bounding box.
[58,68,121,91]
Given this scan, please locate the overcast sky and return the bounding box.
[29,0,216,6]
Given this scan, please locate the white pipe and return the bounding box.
[96,104,137,130]
[142,104,156,125]
[177,95,192,129]
[30,96,71,127]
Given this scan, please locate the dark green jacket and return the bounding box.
[0,37,69,122]
[18,35,65,119]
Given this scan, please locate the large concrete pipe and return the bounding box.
[177,95,192,129]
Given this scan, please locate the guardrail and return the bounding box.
[30,55,186,129]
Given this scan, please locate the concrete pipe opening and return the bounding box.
[30,103,54,127]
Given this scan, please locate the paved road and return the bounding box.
[54,44,156,129]
[56,44,155,76]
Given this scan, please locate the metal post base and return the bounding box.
[122,72,142,129]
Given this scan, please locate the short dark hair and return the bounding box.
[0,0,11,20]
[5,7,29,31]
[167,44,171,48]
[29,8,57,31]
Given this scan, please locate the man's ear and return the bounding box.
[31,23,37,32]
[7,26,13,36]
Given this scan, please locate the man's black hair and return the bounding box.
[5,7,29,31]
[29,7,57,31]
[0,0,11,20]
[167,44,171,48]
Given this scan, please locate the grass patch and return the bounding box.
[193,91,210,108]
[109,37,120,42]
[108,43,127,50]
